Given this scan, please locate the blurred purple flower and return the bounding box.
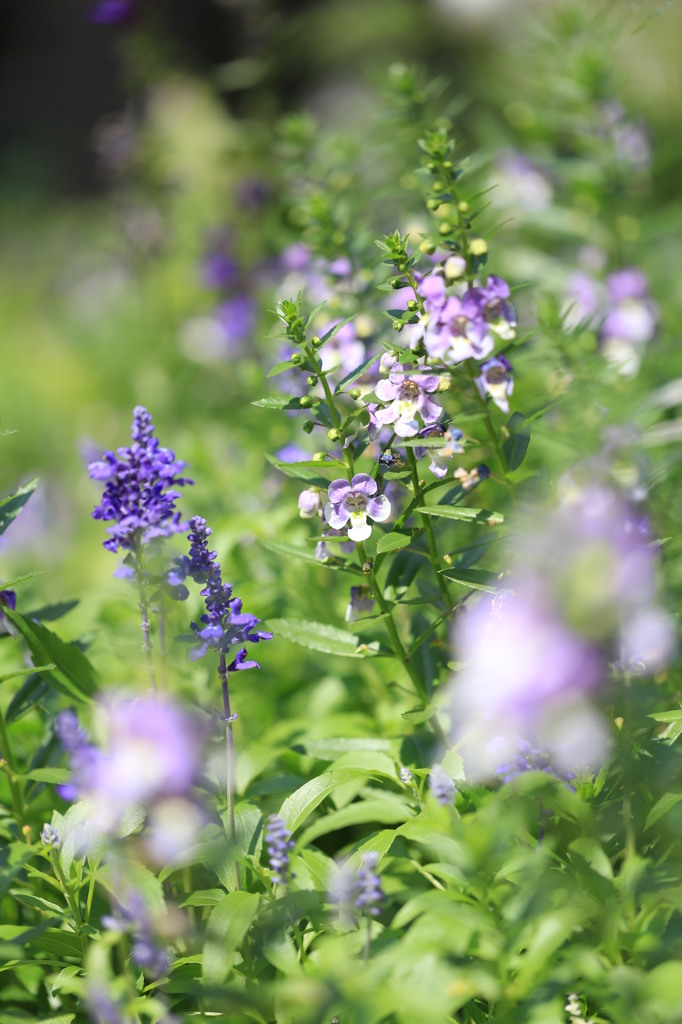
[429,764,456,805]
[354,852,384,917]
[475,355,514,413]
[345,585,374,623]
[265,815,295,886]
[413,424,465,479]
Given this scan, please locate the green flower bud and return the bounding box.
[390,277,404,289]
[426,198,440,211]
[327,428,340,442]
[307,375,318,387]
[406,299,418,311]
[299,396,313,408]
[291,353,303,365]
[302,420,315,433]
[393,320,404,332]
[432,181,445,193]
[438,222,453,235]
[419,239,436,255]
[312,451,327,462]
[349,388,362,400]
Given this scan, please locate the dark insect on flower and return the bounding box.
[378,448,405,471]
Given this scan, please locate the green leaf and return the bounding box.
[259,537,352,572]
[266,359,294,378]
[644,792,682,832]
[21,768,71,785]
[296,736,395,760]
[264,454,343,486]
[279,769,374,832]
[298,798,412,848]
[5,673,51,723]
[376,532,411,554]
[215,803,263,892]
[0,665,55,686]
[398,437,452,449]
[266,618,381,658]
[1,609,98,703]
[252,396,310,410]
[202,891,260,984]
[650,709,682,743]
[0,478,38,536]
[180,889,225,908]
[417,506,504,524]
[502,411,531,472]
[0,569,48,589]
[438,567,499,592]
[401,705,436,725]
[318,314,356,346]
[334,351,379,393]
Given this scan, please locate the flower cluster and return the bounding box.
[55,697,205,857]
[353,852,385,917]
[265,815,295,886]
[174,516,272,663]
[89,406,192,555]
[102,891,170,978]
[418,272,516,365]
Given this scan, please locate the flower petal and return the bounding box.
[351,473,377,496]
[328,479,352,504]
[367,495,391,523]
[324,502,350,529]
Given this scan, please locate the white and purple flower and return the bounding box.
[424,293,495,364]
[324,474,391,542]
[413,424,465,479]
[475,355,514,413]
[464,276,517,340]
[374,364,443,437]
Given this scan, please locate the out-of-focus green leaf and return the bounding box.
[417,506,504,524]
[202,891,260,984]
[2,609,97,703]
[0,478,38,536]
[267,618,381,658]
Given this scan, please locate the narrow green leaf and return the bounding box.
[0,478,38,536]
[2,609,98,703]
[266,359,294,378]
[267,617,380,658]
[0,569,48,589]
[502,411,531,472]
[259,537,352,572]
[334,350,379,393]
[21,768,71,785]
[298,798,412,848]
[203,891,260,984]
[0,665,55,685]
[644,792,682,832]
[252,396,312,410]
[417,506,504,524]
[402,705,436,725]
[376,532,411,554]
[438,567,499,592]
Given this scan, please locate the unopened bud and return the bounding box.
[349,388,361,400]
[406,299,418,311]
[438,222,453,235]
[426,199,440,211]
[299,395,313,408]
[306,375,318,387]
[41,823,60,847]
[457,200,469,213]
[362,561,374,574]
[469,238,488,256]
[419,239,436,255]
[443,160,453,171]
[312,451,327,462]
[390,277,403,289]
[392,320,404,332]
[432,181,445,194]
[327,428,340,442]
[311,335,322,347]
[291,353,303,365]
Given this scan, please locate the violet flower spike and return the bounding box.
[265,814,295,886]
[374,364,443,437]
[354,851,384,917]
[324,474,390,543]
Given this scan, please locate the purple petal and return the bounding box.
[367,495,391,522]
[328,479,352,504]
[375,379,399,402]
[351,474,377,496]
[325,502,350,529]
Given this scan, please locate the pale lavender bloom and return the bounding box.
[475,355,514,413]
[413,424,465,479]
[374,364,442,437]
[85,987,129,1024]
[620,608,676,674]
[214,296,256,353]
[324,475,391,542]
[495,150,553,212]
[345,586,374,622]
[41,823,60,847]
[103,891,169,978]
[275,444,310,463]
[319,320,366,378]
[400,766,414,784]
[464,276,517,341]
[298,487,323,518]
[563,272,602,330]
[424,293,494,365]
[429,764,456,805]
[600,269,657,376]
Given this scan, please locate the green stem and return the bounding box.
[406,450,451,607]
[0,706,25,830]
[50,849,86,955]
[464,361,510,481]
[133,544,157,694]
[219,653,241,890]
[85,854,101,924]
[622,668,636,861]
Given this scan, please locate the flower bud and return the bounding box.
[291,353,303,365]
[299,396,312,408]
[41,823,60,847]
[419,239,436,255]
[457,200,469,213]
[443,160,454,171]
[349,388,361,400]
[362,561,374,574]
[469,238,488,256]
[432,181,445,194]
[406,299,418,311]
[312,451,327,462]
[311,335,322,348]
[426,199,440,211]
[306,375,318,387]
[392,321,404,332]
[327,428,340,442]
[390,277,404,289]
[439,222,453,235]
[302,420,315,433]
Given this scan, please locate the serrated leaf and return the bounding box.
[267,618,379,658]
[2,609,97,703]
[202,891,260,984]
[0,478,38,536]
[438,567,499,592]
[417,506,504,524]
[279,769,373,832]
[376,532,411,554]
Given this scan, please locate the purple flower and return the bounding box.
[424,293,494,365]
[429,764,456,805]
[487,737,575,787]
[298,487,323,518]
[41,823,60,847]
[89,406,192,555]
[265,814,295,886]
[475,355,514,413]
[88,0,136,24]
[103,891,169,978]
[599,269,657,376]
[496,150,554,212]
[324,475,391,543]
[463,276,517,341]
[345,586,374,623]
[180,516,272,662]
[374,364,442,437]
[354,852,384,917]
[0,588,16,610]
[214,295,257,352]
[413,424,464,479]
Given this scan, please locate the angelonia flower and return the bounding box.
[423,291,495,365]
[265,815,295,886]
[399,766,414,784]
[495,150,554,212]
[413,424,465,479]
[40,823,60,847]
[599,269,658,377]
[89,406,192,555]
[454,465,490,491]
[465,276,517,341]
[324,474,391,543]
[175,516,273,663]
[429,764,456,805]
[298,487,323,518]
[373,364,442,437]
[345,586,375,623]
[354,852,385,917]
[55,697,205,852]
[475,355,514,413]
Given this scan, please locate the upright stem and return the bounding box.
[406,450,451,607]
[219,653,241,890]
[0,706,25,830]
[464,361,510,483]
[622,665,636,861]
[133,544,157,694]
